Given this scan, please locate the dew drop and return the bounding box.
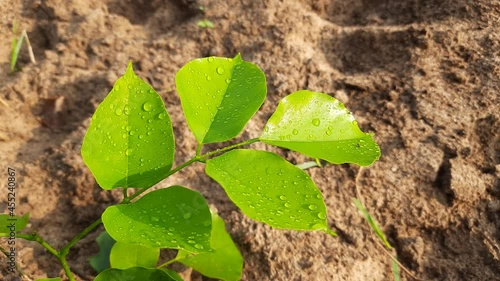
[312,118,321,126]
[124,105,130,115]
[318,212,327,219]
[187,240,195,244]
[142,102,153,112]
[151,217,159,222]
[194,244,204,250]
[279,195,286,201]
[292,129,299,135]
[183,212,192,219]
[208,57,214,62]
[122,133,127,139]
[311,223,325,230]
[158,113,166,120]
[225,78,231,84]
[125,148,132,156]
[284,202,291,208]
[308,205,318,210]
[216,67,225,74]
[126,125,132,131]
[139,134,145,140]
[115,108,123,116]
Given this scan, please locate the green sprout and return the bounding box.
[197,19,214,28]
[10,19,36,74]
[353,198,401,281]
[1,54,381,281]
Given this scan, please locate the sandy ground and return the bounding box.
[0,0,499,280]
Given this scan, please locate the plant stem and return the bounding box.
[200,138,260,160]
[0,138,261,280]
[60,218,103,256]
[157,256,183,268]
[196,143,203,156]
[124,137,260,203]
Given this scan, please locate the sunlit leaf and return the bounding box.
[206,149,335,235]
[0,213,29,233]
[110,241,159,269]
[35,278,61,281]
[89,230,115,273]
[94,267,178,281]
[177,212,243,281]
[82,62,175,190]
[261,90,380,166]
[176,54,266,144]
[102,186,212,253]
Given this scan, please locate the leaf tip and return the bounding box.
[324,228,338,237]
[234,53,243,63]
[126,61,134,75]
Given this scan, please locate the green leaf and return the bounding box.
[81,62,175,190]
[10,32,24,73]
[206,149,335,234]
[392,259,401,281]
[352,198,391,249]
[102,186,212,253]
[176,54,267,144]
[176,212,243,281]
[94,267,178,281]
[110,241,159,269]
[35,278,62,281]
[197,19,214,28]
[89,230,116,273]
[0,213,29,233]
[161,269,184,281]
[261,90,380,166]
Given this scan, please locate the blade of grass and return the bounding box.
[23,30,37,65]
[352,197,392,249]
[10,32,25,73]
[392,260,401,281]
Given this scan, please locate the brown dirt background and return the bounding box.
[0,0,499,280]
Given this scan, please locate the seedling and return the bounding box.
[197,19,214,28]
[10,19,36,74]
[1,54,380,280]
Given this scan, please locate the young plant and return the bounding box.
[10,19,36,74]
[1,54,380,280]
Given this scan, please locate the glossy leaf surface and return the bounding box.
[177,212,243,281]
[176,54,266,144]
[261,90,380,166]
[206,149,334,234]
[89,231,115,273]
[110,241,159,269]
[94,267,177,281]
[82,62,175,190]
[0,213,29,233]
[102,186,212,253]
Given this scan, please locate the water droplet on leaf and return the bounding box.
[216,67,224,74]
[312,118,321,126]
[142,102,153,112]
